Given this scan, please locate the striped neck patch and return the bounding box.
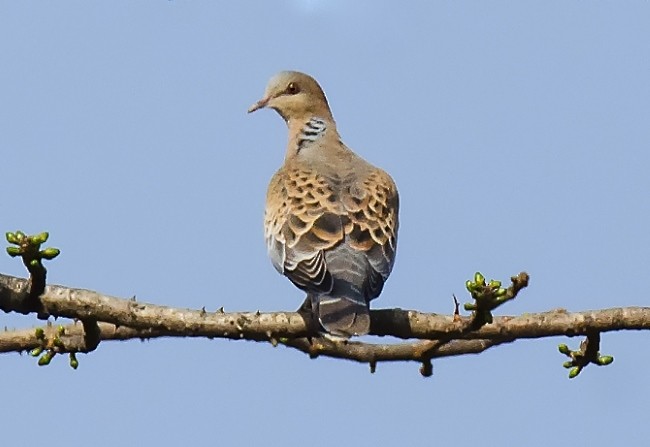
[297,117,327,152]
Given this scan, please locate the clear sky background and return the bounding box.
[2,2,649,446]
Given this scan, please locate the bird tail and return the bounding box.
[312,294,370,337]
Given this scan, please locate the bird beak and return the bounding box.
[247,97,269,114]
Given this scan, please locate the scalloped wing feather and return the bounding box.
[265,164,399,300]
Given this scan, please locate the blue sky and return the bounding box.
[2,1,649,445]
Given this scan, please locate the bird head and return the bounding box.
[248,71,333,122]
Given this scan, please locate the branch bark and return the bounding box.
[1,272,648,374]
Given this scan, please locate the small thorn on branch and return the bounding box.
[420,359,433,377]
[452,294,461,322]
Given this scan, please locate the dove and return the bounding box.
[248,71,399,336]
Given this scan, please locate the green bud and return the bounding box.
[474,272,485,285]
[40,248,60,260]
[465,280,474,292]
[488,279,502,288]
[28,259,40,268]
[30,347,43,357]
[6,232,18,244]
[34,328,45,339]
[15,231,26,242]
[6,247,22,257]
[464,303,476,311]
[57,325,66,336]
[69,353,79,370]
[495,288,508,297]
[568,367,581,378]
[38,352,54,366]
[562,361,574,368]
[598,355,614,366]
[32,232,49,244]
[558,344,571,355]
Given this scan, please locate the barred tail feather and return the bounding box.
[315,295,370,337]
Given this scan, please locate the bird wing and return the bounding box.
[264,166,344,293]
[339,167,399,299]
[265,164,399,300]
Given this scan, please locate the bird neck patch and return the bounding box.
[296,117,328,153]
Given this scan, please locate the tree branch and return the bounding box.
[0,319,513,369]
[3,272,649,340]
[1,270,649,375]
[0,274,650,377]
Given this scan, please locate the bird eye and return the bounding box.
[286,82,300,94]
